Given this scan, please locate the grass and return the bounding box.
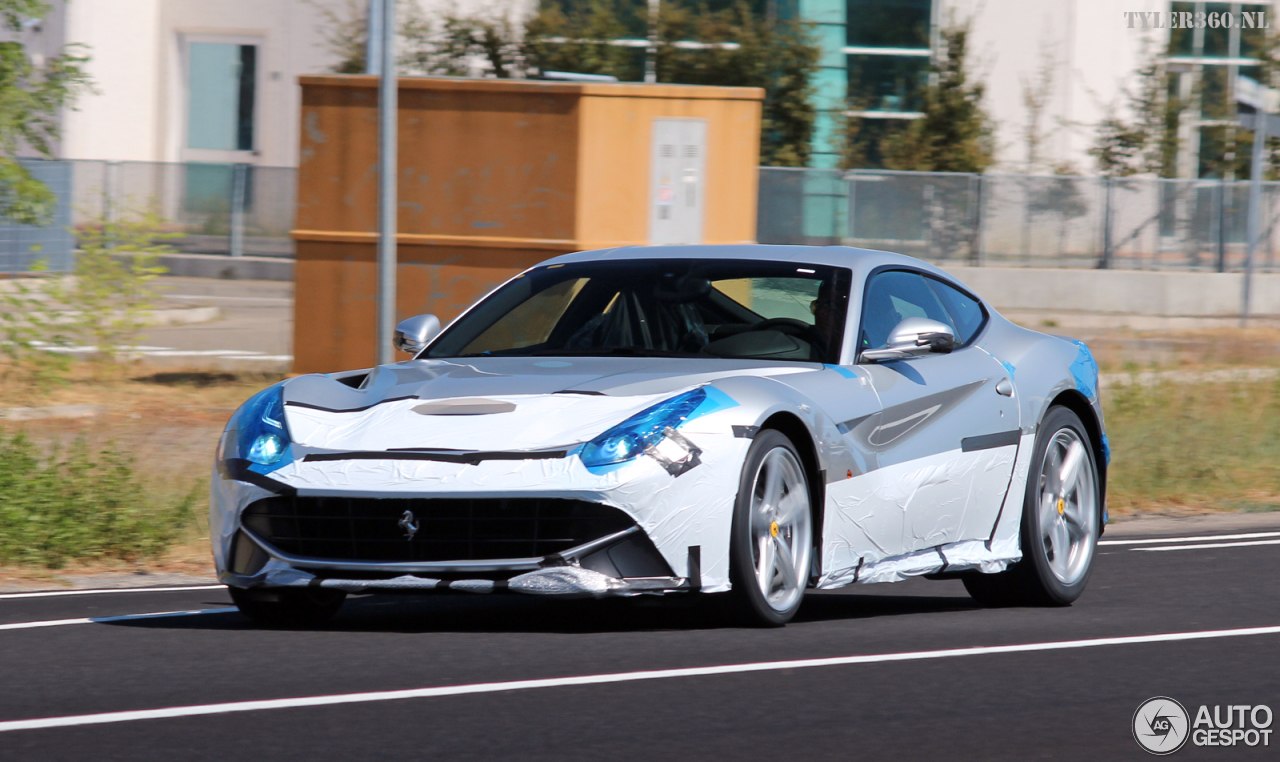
[0,430,197,568]
[1103,376,1280,516]
[0,364,284,574]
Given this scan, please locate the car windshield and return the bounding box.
[424,259,852,363]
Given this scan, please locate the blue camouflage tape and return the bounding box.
[1069,340,1099,400]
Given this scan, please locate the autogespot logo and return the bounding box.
[1134,698,1274,754]
[1134,697,1190,755]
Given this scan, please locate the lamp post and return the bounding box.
[369,0,397,363]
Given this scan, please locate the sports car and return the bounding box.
[212,244,1108,626]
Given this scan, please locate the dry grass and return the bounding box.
[1086,326,1280,373]
[1102,376,1280,517]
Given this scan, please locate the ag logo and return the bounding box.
[1134,697,1190,755]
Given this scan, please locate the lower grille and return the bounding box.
[241,496,636,563]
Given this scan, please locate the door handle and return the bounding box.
[995,378,1013,397]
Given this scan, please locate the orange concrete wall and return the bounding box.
[292,76,763,374]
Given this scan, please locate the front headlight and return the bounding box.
[580,388,707,470]
[223,385,291,467]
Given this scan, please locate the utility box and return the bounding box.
[291,76,763,373]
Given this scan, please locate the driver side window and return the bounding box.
[859,270,957,350]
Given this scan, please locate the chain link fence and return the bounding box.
[759,167,1280,271]
[9,162,1280,274]
[2,158,296,273]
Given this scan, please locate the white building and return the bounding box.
[41,0,340,168]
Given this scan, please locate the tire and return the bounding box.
[963,406,1101,607]
[727,429,814,626]
[229,586,347,626]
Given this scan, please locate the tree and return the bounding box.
[0,0,91,225]
[1088,39,1180,178]
[307,0,368,74]
[879,19,994,173]
[525,1,819,167]
[523,0,635,80]
[309,1,819,165]
[656,2,818,166]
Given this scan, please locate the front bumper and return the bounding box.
[211,428,750,594]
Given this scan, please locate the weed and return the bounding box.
[0,430,196,568]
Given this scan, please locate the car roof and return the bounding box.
[540,244,971,296]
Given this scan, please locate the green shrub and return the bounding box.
[0,430,195,568]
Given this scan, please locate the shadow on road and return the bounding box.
[99,586,981,635]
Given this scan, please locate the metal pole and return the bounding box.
[644,0,659,84]
[229,163,246,258]
[1243,115,1264,327]
[366,0,383,75]
[1100,176,1113,269]
[376,0,397,363]
[1216,176,1226,272]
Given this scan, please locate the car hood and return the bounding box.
[281,357,820,453]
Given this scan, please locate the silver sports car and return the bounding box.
[212,245,1108,626]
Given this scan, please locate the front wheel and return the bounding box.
[230,586,347,626]
[964,406,1100,607]
[728,430,813,626]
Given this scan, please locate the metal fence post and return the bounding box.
[969,173,984,266]
[1215,177,1227,273]
[1099,176,1113,269]
[229,163,247,257]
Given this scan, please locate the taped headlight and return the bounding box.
[581,388,706,469]
[225,385,291,466]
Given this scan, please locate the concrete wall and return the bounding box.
[940,264,1280,328]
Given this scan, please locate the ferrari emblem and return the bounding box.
[398,510,419,541]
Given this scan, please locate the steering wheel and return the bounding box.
[750,317,815,338]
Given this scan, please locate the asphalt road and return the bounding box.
[1,520,1278,760]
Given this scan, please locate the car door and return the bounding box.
[845,269,1019,555]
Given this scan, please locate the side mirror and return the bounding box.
[860,317,956,362]
[394,314,441,355]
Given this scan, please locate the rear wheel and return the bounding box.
[229,586,346,626]
[964,406,1100,607]
[728,430,813,626]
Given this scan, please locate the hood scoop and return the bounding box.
[412,398,517,416]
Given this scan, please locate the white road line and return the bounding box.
[0,608,236,632]
[1100,531,1280,546]
[1,623,1279,733]
[0,585,223,601]
[1132,539,1280,552]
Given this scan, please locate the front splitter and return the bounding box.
[227,566,691,598]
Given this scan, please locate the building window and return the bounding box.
[844,0,932,116]
[846,0,930,49]
[1165,2,1269,178]
[187,41,256,152]
[847,54,928,112]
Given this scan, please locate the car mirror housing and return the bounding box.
[860,317,957,362]
[394,314,441,355]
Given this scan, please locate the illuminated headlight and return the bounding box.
[221,385,291,467]
[581,388,706,474]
